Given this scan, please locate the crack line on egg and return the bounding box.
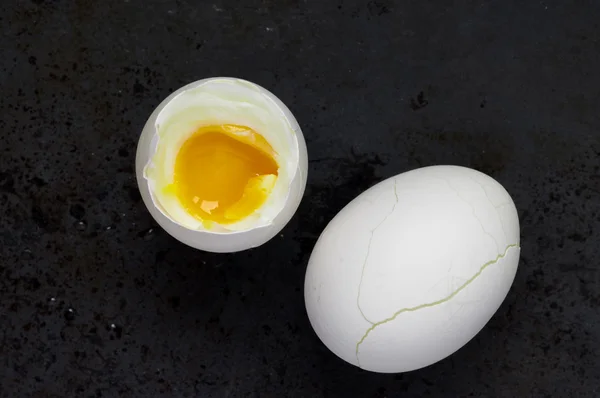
[356,179,400,325]
[466,175,510,244]
[438,177,500,253]
[355,243,519,368]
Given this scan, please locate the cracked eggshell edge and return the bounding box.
[135,77,308,253]
[356,244,521,373]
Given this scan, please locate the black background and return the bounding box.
[2,0,599,397]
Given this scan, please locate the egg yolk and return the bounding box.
[172,124,279,225]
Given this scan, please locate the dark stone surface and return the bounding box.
[1,0,599,396]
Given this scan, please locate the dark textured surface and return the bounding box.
[1,0,600,396]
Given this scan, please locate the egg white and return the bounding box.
[143,78,300,232]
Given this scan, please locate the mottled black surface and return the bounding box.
[1,0,599,397]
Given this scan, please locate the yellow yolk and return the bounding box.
[170,124,279,225]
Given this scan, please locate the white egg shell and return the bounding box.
[135,77,308,253]
[304,165,520,373]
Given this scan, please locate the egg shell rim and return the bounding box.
[135,77,309,252]
[139,77,303,233]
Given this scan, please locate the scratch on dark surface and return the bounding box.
[410,91,429,110]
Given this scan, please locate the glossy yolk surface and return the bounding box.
[172,124,279,225]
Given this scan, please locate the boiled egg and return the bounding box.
[135,77,307,253]
[304,165,520,373]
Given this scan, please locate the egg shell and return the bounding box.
[135,77,308,253]
[304,165,520,373]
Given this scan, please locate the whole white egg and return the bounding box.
[304,165,520,373]
[135,77,308,253]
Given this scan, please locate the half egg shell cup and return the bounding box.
[135,77,308,253]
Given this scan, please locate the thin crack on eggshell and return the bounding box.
[467,175,511,244]
[356,179,399,325]
[441,177,501,253]
[354,243,520,368]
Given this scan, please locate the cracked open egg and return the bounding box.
[304,165,520,373]
[135,77,307,253]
